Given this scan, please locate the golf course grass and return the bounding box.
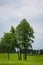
[0,53,43,65]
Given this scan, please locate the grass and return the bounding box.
[0,53,43,65]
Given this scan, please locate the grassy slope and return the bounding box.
[0,53,43,65]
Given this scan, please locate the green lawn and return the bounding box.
[0,53,43,65]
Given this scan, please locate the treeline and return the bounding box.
[0,47,43,55]
[0,19,35,60]
[22,49,43,55]
[18,49,43,55]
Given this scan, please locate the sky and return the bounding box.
[0,0,43,50]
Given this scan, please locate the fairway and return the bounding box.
[0,53,43,65]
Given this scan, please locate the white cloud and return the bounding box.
[0,0,43,21]
[0,0,43,49]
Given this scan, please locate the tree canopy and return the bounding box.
[0,19,35,60]
[16,19,34,49]
[16,19,35,60]
[0,26,17,59]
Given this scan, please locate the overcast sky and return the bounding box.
[0,0,43,49]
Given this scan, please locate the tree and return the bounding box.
[10,26,18,52]
[10,26,15,34]
[1,26,17,60]
[16,19,34,60]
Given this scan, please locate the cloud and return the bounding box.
[0,0,43,49]
[0,0,43,20]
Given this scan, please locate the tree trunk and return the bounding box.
[24,48,27,60]
[18,48,22,60]
[8,52,9,60]
[24,53,27,60]
[18,51,19,59]
[19,48,21,60]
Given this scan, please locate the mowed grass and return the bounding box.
[0,53,43,65]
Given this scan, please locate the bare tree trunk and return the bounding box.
[19,48,21,60]
[24,47,27,60]
[8,52,9,60]
[18,48,22,60]
[18,51,19,59]
[24,52,27,60]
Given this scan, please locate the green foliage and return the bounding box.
[1,26,17,53]
[16,19,35,60]
[10,26,15,34]
[0,19,35,60]
[16,19,34,49]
